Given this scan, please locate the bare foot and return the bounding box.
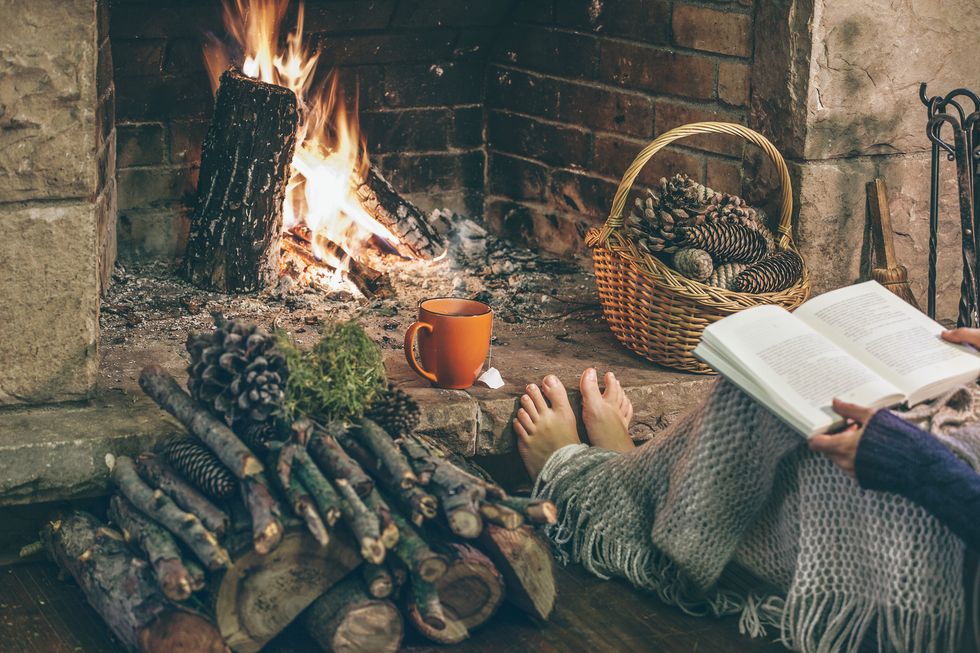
[514,375,580,480]
[580,368,634,453]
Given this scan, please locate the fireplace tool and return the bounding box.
[920,84,980,326]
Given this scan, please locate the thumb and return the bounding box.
[942,328,980,347]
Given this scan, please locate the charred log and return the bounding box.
[352,165,445,259]
[283,228,392,298]
[184,67,297,292]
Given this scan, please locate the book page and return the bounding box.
[699,305,903,435]
[794,282,980,402]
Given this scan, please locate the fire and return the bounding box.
[203,0,404,286]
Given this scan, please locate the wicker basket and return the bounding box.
[585,122,811,374]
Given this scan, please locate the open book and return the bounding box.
[693,281,980,438]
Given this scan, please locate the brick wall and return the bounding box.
[109,0,756,261]
[485,0,754,255]
[110,0,511,261]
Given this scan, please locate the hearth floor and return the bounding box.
[0,560,787,653]
[1,251,715,507]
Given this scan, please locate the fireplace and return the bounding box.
[2,0,979,510]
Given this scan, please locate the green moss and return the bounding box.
[279,321,387,425]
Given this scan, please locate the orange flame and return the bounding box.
[204,0,404,285]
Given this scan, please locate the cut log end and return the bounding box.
[479,525,556,622]
[527,501,558,526]
[436,544,505,632]
[417,555,450,583]
[140,609,230,653]
[330,603,403,653]
[448,509,483,539]
[360,538,387,565]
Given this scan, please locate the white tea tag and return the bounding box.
[477,367,505,389]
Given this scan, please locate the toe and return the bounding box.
[603,372,623,403]
[580,368,601,405]
[517,408,536,432]
[541,374,572,411]
[513,419,530,440]
[625,401,634,423]
[526,384,548,413]
[520,393,539,419]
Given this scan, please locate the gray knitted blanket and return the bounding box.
[533,380,980,653]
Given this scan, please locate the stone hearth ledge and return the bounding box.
[0,319,714,506]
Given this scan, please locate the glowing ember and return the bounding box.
[203,0,405,287]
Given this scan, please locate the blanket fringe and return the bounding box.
[779,591,961,653]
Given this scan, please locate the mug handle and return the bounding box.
[404,321,438,384]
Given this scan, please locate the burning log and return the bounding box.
[184,67,297,293]
[302,575,403,653]
[42,512,227,653]
[353,165,445,259]
[283,228,392,298]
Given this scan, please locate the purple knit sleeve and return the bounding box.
[856,409,980,550]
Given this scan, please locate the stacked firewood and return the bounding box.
[43,318,557,653]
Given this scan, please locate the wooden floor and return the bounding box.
[0,561,786,653]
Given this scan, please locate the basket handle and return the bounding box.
[587,122,794,250]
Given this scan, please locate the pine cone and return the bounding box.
[682,222,769,264]
[365,383,421,438]
[707,263,749,290]
[731,250,804,293]
[187,314,287,436]
[162,437,237,500]
[704,195,776,254]
[657,173,720,216]
[623,174,717,256]
[673,248,713,281]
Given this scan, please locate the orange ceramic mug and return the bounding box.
[404,298,493,389]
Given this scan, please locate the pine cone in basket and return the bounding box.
[673,248,714,282]
[162,436,237,500]
[624,174,717,255]
[681,222,769,264]
[186,314,287,441]
[365,383,421,438]
[707,262,749,290]
[731,250,804,293]
[704,195,776,254]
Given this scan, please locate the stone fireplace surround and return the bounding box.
[0,0,979,508]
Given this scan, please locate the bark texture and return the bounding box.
[184,67,298,292]
[42,512,226,653]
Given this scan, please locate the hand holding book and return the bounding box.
[809,327,980,472]
[693,281,980,438]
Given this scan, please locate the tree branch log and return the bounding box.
[111,456,231,571]
[139,365,262,479]
[42,512,226,653]
[108,495,198,602]
[136,454,230,538]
